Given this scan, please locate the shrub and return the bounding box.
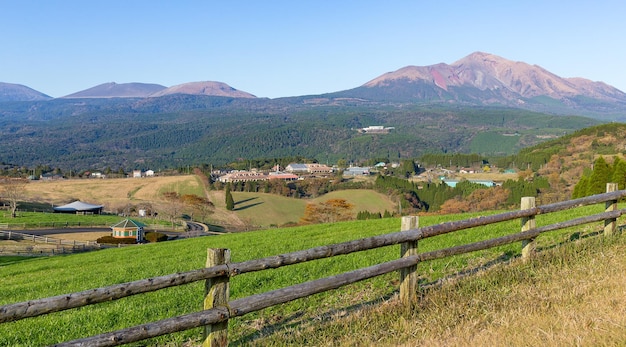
[96,236,137,245]
[145,232,168,243]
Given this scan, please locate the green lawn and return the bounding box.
[232,189,396,227]
[157,175,205,197]
[231,191,307,227]
[0,211,176,229]
[0,203,616,346]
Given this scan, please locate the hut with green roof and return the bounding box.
[111,219,145,242]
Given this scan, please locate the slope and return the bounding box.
[494,122,626,200]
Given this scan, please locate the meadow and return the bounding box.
[22,175,205,209]
[1,202,622,346]
[17,175,397,230]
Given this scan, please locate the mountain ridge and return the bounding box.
[0,82,52,102]
[2,52,626,123]
[61,82,167,98]
[1,52,625,108]
[359,52,626,109]
[149,81,256,98]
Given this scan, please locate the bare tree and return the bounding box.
[0,178,29,218]
[160,191,184,227]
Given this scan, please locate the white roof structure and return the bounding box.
[111,219,146,228]
[53,201,103,213]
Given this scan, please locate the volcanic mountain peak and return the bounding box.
[149,81,256,98]
[0,82,52,102]
[62,82,167,98]
[363,51,625,102]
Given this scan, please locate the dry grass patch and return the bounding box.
[242,235,626,346]
[46,232,111,242]
[23,175,201,207]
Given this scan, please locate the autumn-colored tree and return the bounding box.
[467,186,509,211]
[180,194,214,221]
[439,187,509,214]
[299,198,354,225]
[193,167,211,191]
[160,191,183,225]
[0,177,28,218]
[439,196,471,214]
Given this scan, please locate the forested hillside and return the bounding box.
[0,95,599,171]
[492,123,626,201]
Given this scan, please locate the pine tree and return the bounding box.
[225,183,235,211]
[587,156,611,195]
[572,176,589,199]
[612,158,626,189]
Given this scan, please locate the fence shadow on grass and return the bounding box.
[235,249,521,345]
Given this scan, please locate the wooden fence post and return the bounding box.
[521,197,536,261]
[203,248,231,347]
[400,216,419,306]
[605,183,618,236]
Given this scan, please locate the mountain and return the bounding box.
[0,82,52,102]
[62,82,167,98]
[334,52,626,117]
[0,52,624,170]
[149,81,256,98]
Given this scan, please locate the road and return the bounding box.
[21,221,209,238]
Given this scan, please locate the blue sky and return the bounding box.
[2,1,625,98]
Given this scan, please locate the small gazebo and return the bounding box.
[111,219,145,242]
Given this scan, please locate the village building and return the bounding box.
[268,171,299,181]
[358,125,395,134]
[442,179,496,188]
[285,163,333,175]
[285,163,309,173]
[306,163,333,174]
[218,170,268,183]
[343,166,371,176]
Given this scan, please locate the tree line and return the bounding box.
[572,156,626,198]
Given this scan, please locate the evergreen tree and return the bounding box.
[572,176,589,199]
[587,156,611,195]
[225,183,235,211]
[612,158,626,190]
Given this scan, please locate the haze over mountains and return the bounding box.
[2,51,626,118]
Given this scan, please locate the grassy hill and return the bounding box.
[22,175,205,209]
[1,203,624,346]
[494,122,626,200]
[19,176,397,230]
[218,189,397,228]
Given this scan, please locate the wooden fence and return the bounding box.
[0,230,103,255]
[1,184,625,346]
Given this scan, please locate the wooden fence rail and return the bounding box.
[0,230,98,247]
[1,185,625,346]
[0,230,103,256]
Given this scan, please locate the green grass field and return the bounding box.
[0,211,122,228]
[0,203,618,346]
[230,189,396,227]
